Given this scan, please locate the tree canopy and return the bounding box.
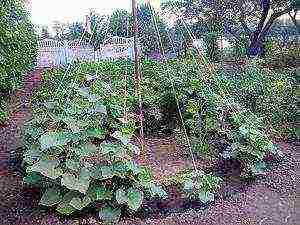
[162,0,299,56]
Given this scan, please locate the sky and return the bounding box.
[31,0,161,26]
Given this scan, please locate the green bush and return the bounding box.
[23,69,168,222]
[134,58,285,174]
[217,59,297,139]
[167,168,222,203]
[0,0,38,122]
[0,98,9,124]
[64,59,287,169]
[264,40,300,69]
[24,57,294,220]
[24,61,227,220]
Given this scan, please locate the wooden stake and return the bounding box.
[131,0,146,162]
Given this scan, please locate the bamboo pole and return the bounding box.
[131,0,146,162]
[132,0,141,87]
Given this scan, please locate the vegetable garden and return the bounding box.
[0,0,298,225]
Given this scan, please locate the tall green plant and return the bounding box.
[0,0,38,122]
[23,68,167,223]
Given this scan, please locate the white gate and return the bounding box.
[36,37,134,68]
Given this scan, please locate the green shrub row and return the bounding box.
[0,0,38,123]
[23,57,294,222]
[24,75,169,222]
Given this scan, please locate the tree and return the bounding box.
[137,4,170,56]
[0,0,37,94]
[104,5,170,56]
[68,22,84,40]
[40,26,50,39]
[109,9,133,37]
[52,21,69,40]
[162,0,223,61]
[231,0,299,56]
[162,0,299,57]
[89,11,110,49]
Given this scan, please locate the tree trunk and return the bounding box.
[247,0,293,57]
[247,32,265,57]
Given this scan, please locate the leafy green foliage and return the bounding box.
[98,207,122,223]
[116,187,144,211]
[169,169,222,203]
[23,55,293,221]
[0,0,37,96]
[0,98,9,124]
[22,62,167,223]
[218,59,297,139]
[40,187,62,206]
[62,59,287,173]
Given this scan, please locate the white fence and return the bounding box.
[36,37,134,68]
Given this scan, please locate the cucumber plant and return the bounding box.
[23,75,167,223]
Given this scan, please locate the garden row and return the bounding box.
[0,0,37,124]
[21,57,297,223]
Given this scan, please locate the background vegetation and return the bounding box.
[0,0,38,123]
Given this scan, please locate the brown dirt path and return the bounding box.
[0,70,42,172]
[138,136,218,183]
[0,69,43,225]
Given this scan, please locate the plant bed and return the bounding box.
[14,59,295,224]
[0,140,292,225]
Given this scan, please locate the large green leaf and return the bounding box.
[127,143,140,155]
[98,207,121,223]
[239,145,265,160]
[40,131,78,150]
[196,174,222,191]
[77,87,99,102]
[24,126,44,138]
[39,187,61,206]
[56,191,78,215]
[250,161,267,175]
[73,143,98,157]
[61,170,90,194]
[69,195,91,210]
[266,142,284,157]
[101,166,115,179]
[88,185,112,201]
[66,158,81,171]
[183,178,194,191]
[111,131,131,145]
[23,144,42,164]
[29,160,63,179]
[125,161,141,175]
[197,191,215,203]
[100,142,124,155]
[112,161,130,174]
[91,165,103,179]
[127,188,143,211]
[85,127,106,139]
[115,188,127,204]
[59,116,81,133]
[23,172,43,185]
[148,183,168,199]
[86,102,107,115]
[138,167,153,186]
